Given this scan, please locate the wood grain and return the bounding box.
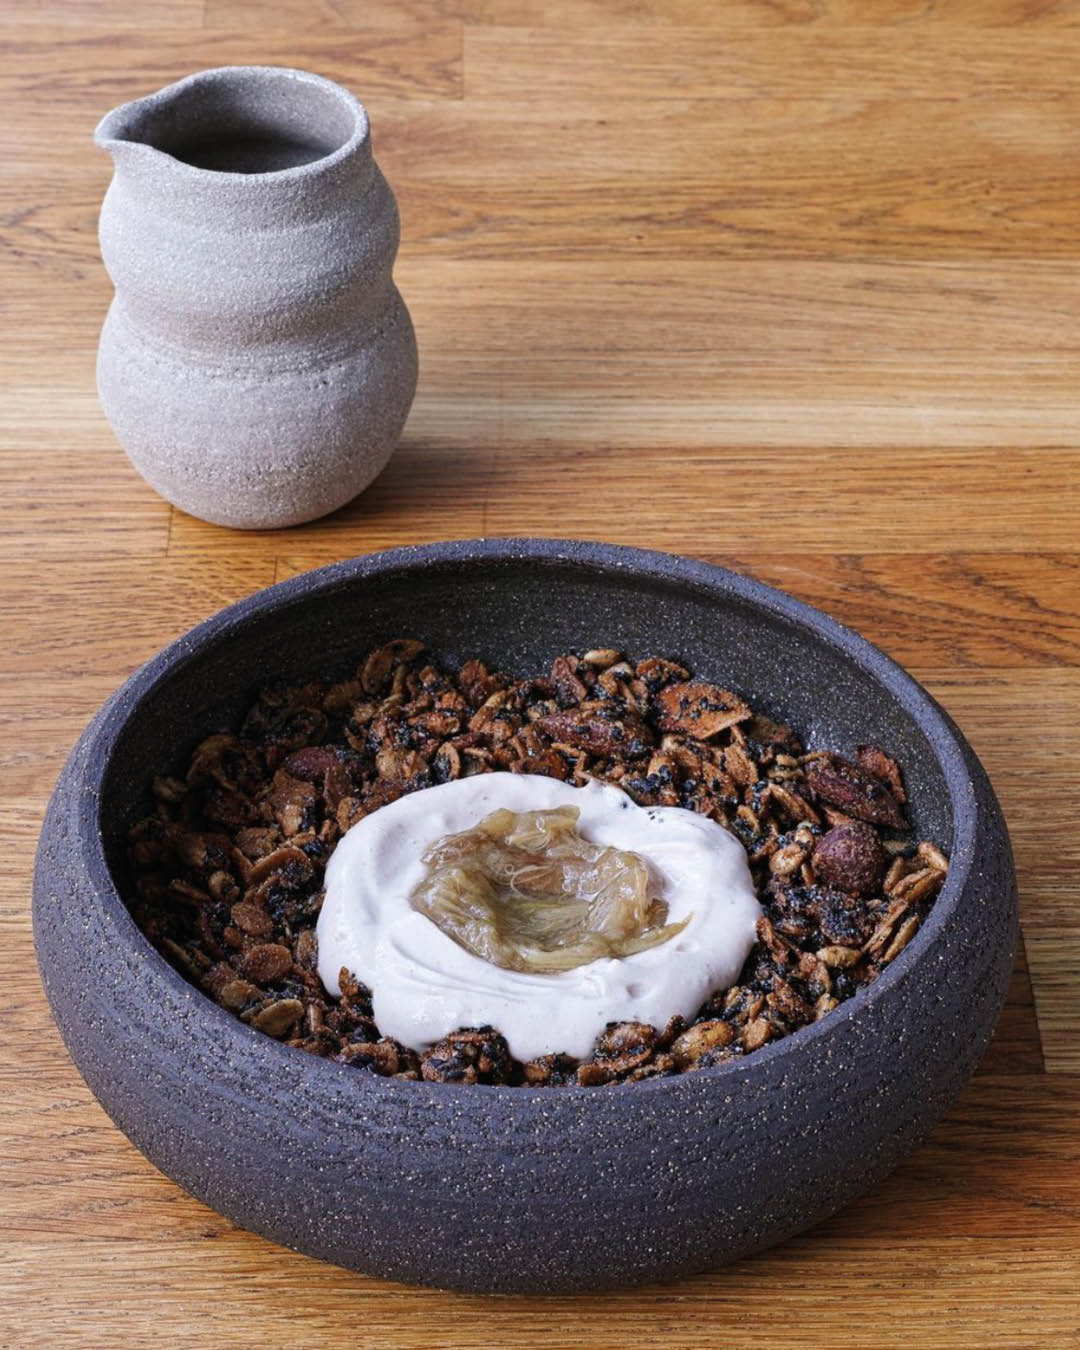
[2,0,1079,1343]
[378,97,1080,259]
[460,0,1080,28]
[0,27,462,108]
[465,25,1080,100]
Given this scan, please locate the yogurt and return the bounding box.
[317,773,761,1062]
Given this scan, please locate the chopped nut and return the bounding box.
[720,741,757,787]
[251,999,304,1037]
[669,1020,734,1067]
[294,928,318,970]
[883,913,921,963]
[248,844,315,889]
[811,823,886,897]
[522,1053,578,1086]
[168,879,212,907]
[805,754,906,831]
[576,1061,616,1087]
[266,771,318,838]
[656,681,751,739]
[361,639,425,696]
[743,1017,772,1051]
[236,943,293,984]
[340,1038,415,1076]
[856,743,906,804]
[207,870,239,905]
[230,901,273,937]
[233,827,280,862]
[628,1052,679,1081]
[420,1027,512,1085]
[374,747,430,786]
[592,1021,658,1073]
[917,840,950,874]
[890,866,945,907]
[218,978,260,1012]
[769,842,808,877]
[187,733,246,788]
[767,977,813,1024]
[765,782,821,826]
[635,657,689,691]
[551,654,589,705]
[821,804,857,829]
[746,714,802,756]
[863,899,911,960]
[282,746,339,781]
[816,944,862,969]
[883,857,909,893]
[535,704,653,758]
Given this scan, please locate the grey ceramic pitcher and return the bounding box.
[94,66,418,530]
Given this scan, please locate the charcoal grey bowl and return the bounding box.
[33,539,1017,1293]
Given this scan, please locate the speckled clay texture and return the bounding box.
[94,67,417,529]
[33,541,1018,1293]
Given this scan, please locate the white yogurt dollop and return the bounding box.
[317,773,761,1062]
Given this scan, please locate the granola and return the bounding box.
[126,642,949,1087]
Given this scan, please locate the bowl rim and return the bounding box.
[75,537,977,1101]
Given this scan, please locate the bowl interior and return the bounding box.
[100,550,954,908]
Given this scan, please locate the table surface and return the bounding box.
[3,2,1079,1346]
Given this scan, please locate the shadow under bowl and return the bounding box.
[33,539,1017,1293]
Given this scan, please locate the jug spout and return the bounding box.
[95,94,153,147]
[94,94,164,167]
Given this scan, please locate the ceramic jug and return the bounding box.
[94,66,418,529]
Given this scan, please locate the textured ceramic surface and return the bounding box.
[33,540,1017,1293]
[94,66,417,529]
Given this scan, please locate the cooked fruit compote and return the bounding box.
[317,773,762,1061]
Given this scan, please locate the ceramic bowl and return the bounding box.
[33,539,1017,1293]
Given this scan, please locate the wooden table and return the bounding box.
[3,2,1079,1345]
